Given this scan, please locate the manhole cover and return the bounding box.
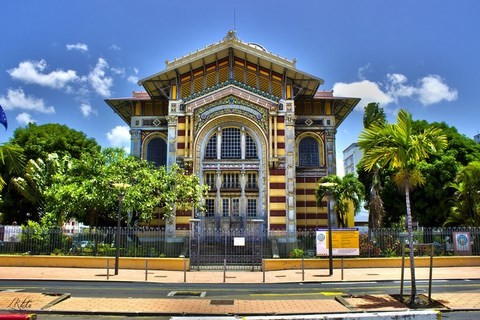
[168,291,206,297]
[210,300,234,305]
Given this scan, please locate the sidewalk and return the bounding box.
[0,266,480,317]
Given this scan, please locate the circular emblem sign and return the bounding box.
[317,233,326,241]
[457,234,468,246]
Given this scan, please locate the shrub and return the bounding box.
[289,248,304,258]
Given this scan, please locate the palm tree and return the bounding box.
[358,109,447,304]
[315,174,365,227]
[362,103,387,229]
[0,143,25,223]
[0,143,25,190]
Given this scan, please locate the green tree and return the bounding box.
[358,109,447,304]
[2,123,101,223]
[315,174,365,227]
[44,148,207,227]
[444,161,480,226]
[11,123,100,161]
[12,153,71,216]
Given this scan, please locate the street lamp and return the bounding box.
[112,183,131,276]
[319,182,336,276]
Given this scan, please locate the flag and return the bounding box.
[0,104,7,130]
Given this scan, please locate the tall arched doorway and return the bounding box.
[193,114,268,231]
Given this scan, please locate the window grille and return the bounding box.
[205,173,216,190]
[205,134,217,159]
[222,173,240,189]
[221,128,241,159]
[247,199,257,217]
[245,134,257,158]
[232,199,240,216]
[246,173,257,189]
[222,199,229,217]
[146,137,167,167]
[205,199,215,217]
[299,137,320,167]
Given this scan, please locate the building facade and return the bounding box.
[342,142,363,176]
[106,31,359,232]
[343,142,369,228]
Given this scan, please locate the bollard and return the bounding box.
[145,259,148,281]
[183,257,187,283]
[301,257,304,281]
[223,258,227,283]
[341,258,344,281]
[107,259,110,280]
[262,259,265,283]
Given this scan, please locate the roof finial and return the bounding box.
[224,29,238,41]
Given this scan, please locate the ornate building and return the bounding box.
[106,31,360,232]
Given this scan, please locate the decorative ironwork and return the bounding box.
[182,79,280,103]
[194,96,269,134]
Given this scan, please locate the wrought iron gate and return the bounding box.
[189,227,263,270]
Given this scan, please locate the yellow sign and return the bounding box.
[316,229,360,256]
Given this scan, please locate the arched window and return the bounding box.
[299,137,319,167]
[245,134,257,159]
[221,128,241,159]
[205,133,217,159]
[146,137,167,166]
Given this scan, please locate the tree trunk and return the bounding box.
[404,185,417,303]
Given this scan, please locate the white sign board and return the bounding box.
[234,237,245,246]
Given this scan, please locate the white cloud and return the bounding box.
[109,44,121,51]
[80,103,98,117]
[16,112,36,125]
[333,72,458,110]
[106,125,130,151]
[8,59,78,89]
[0,88,55,114]
[111,67,125,76]
[385,73,416,103]
[88,58,113,97]
[357,63,371,80]
[333,80,394,110]
[127,67,139,84]
[416,75,458,105]
[66,43,88,52]
[127,75,139,84]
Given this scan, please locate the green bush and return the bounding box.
[289,248,304,258]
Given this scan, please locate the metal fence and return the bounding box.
[0,226,479,259]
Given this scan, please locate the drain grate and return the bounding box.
[168,291,206,297]
[210,299,234,305]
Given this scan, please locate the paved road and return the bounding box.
[2,279,479,300]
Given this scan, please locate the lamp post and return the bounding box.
[112,183,131,276]
[319,182,336,276]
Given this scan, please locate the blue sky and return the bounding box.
[0,0,478,175]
